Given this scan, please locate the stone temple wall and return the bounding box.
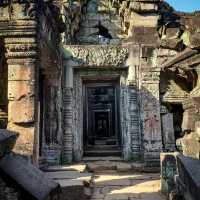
[60,0,164,165]
[0,0,200,167]
[0,1,64,165]
[60,0,200,166]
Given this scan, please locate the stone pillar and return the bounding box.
[127,82,140,160]
[5,38,37,157]
[126,45,141,160]
[62,59,74,163]
[1,2,38,159]
[140,66,163,164]
[162,113,176,151]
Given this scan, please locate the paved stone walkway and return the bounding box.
[45,160,166,200]
[91,172,165,200]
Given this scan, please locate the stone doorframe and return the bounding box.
[83,81,120,148]
[62,66,132,162]
[73,67,129,161]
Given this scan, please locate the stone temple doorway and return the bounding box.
[83,82,121,156]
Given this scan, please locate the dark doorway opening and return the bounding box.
[95,111,109,138]
[167,103,184,141]
[83,82,121,157]
[38,69,45,156]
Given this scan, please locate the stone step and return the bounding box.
[57,179,91,200]
[45,171,93,200]
[84,149,121,157]
[45,171,92,181]
[86,161,142,173]
[93,139,118,145]
[132,162,160,173]
[83,156,123,162]
[44,164,86,173]
[85,160,160,173]
[86,145,120,150]
[87,161,118,172]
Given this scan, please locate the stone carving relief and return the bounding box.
[64,45,129,66]
[44,86,62,145]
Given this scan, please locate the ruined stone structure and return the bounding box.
[0,0,200,173]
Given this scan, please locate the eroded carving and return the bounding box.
[65,45,129,66]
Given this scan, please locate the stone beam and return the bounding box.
[63,45,129,67]
[161,48,198,70]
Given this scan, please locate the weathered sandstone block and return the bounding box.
[8,97,34,123]
[8,81,34,100]
[128,27,159,45]
[7,123,35,155]
[129,2,158,12]
[8,65,35,81]
[130,12,159,27]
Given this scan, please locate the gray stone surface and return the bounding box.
[45,164,86,173]
[160,153,178,195]
[0,154,60,200]
[46,171,92,181]
[116,163,132,172]
[91,171,164,200]
[177,155,200,200]
[46,169,93,200]
[0,129,18,157]
[161,113,175,151]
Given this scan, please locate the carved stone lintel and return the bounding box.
[64,45,129,66]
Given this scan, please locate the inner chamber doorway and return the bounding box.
[83,82,121,156]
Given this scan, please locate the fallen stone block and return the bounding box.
[0,153,60,200]
[46,170,93,200]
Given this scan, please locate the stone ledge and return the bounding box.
[177,155,200,200]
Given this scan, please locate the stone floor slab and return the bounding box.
[116,163,132,172]
[91,172,164,200]
[45,171,92,181]
[45,164,86,173]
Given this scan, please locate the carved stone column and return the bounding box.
[126,45,141,160]
[62,87,73,163]
[0,2,38,158]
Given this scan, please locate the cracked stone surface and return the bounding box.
[91,172,165,200]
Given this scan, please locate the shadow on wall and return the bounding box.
[0,40,8,129]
